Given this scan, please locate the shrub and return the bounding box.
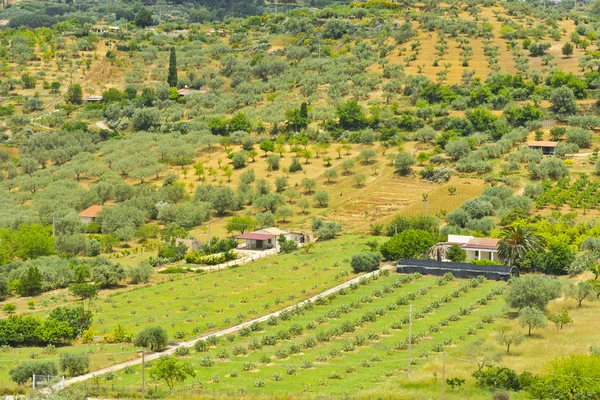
[350,251,383,273]
[566,127,592,148]
[59,353,89,377]
[133,326,168,351]
[10,361,58,385]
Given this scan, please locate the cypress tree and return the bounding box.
[167,47,178,88]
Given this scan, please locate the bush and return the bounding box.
[185,250,236,265]
[420,167,453,183]
[351,252,383,273]
[394,151,415,176]
[10,361,58,385]
[505,276,562,310]
[59,353,89,377]
[133,326,168,351]
[128,261,153,284]
[312,218,342,240]
[447,244,466,262]
[473,366,526,391]
[566,127,592,148]
[380,230,438,260]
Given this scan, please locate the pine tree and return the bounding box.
[300,101,308,120]
[134,7,154,28]
[167,47,178,88]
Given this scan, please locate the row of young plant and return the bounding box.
[531,175,600,211]
[88,256,354,339]
[98,275,506,395]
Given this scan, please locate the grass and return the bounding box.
[0,235,379,390]
[74,273,508,398]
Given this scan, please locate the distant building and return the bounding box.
[527,141,558,156]
[235,227,314,250]
[84,95,103,103]
[440,235,500,262]
[177,88,206,97]
[79,205,103,224]
[90,26,120,34]
[207,29,228,37]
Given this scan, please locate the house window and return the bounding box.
[268,239,272,244]
[475,251,479,257]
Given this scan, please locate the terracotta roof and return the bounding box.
[527,141,558,148]
[79,205,103,218]
[235,233,276,240]
[463,237,500,250]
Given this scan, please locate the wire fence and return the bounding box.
[71,381,404,400]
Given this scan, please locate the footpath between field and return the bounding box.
[50,264,396,391]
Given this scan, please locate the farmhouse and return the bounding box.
[527,141,558,156]
[235,228,313,250]
[79,205,103,224]
[440,234,500,262]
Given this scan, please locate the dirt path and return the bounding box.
[51,265,395,391]
[95,120,112,131]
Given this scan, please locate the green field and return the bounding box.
[74,272,507,398]
[0,235,379,390]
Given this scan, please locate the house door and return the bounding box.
[256,240,263,249]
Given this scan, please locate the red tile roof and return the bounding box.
[79,205,103,218]
[235,233,276,240]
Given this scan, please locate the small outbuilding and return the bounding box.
[84,96,103,103]
[527,141,558,156]
[79,205,103,224]
[396,259,519,282]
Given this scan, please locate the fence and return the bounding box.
[76,381,413,400]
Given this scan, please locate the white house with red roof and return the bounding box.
[442,235,500,262]
[235,227,314,250]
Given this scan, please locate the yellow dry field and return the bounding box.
[386,6,583,85]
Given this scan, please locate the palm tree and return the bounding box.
[426,243,446,262]
[498,226,545,265]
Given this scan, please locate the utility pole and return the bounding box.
[441,353,446,400]
[140,350,146,400]
[207,222,211,247]
[407,304,412,378]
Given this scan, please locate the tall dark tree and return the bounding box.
[18,266,43,296]
[134,7,154,28]
[167,47,178,88]
[65,84,83,105]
